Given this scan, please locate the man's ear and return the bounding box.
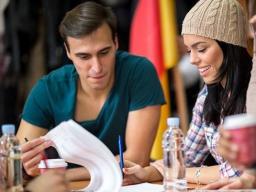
[114,35,119,50]
[64,42,71,59]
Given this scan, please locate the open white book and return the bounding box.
[44,119,122,192]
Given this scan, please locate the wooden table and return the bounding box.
[69,180,201,191]
[69,180,89,190]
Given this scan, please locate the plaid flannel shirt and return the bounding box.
[184,85,241,178]
[152,86,241,178]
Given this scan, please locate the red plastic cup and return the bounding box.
[224,114,256,167]
[38,159,67,174]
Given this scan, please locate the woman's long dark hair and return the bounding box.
[203,41,252,126]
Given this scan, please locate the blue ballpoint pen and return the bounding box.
[118,135,124,172]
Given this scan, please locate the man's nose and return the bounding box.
[91,57,102,73]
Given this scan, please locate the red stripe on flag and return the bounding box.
[130,0,165,76]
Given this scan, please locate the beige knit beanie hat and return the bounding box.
[182,0,248,48]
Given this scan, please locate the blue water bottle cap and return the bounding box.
[167,117,179,127]
[1,124,15,134]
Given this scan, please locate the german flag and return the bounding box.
[130,0,178,159]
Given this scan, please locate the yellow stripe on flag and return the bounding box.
[160,0,179,69]
[150,0,179,160]
[150,72,170,159]
[129,0,178,160]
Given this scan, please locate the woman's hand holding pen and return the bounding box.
[122,160,149,186]
[122,160,164,186]
[21,137,53,176]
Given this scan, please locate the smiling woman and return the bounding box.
[205,14,256,190]
[180,0,252,177]
[122,0,253,186]
[183,36,223,84]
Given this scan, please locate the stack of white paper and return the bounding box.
[45,120,122,192]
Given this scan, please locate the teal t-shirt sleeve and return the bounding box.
[22,79,53,129]
[129,58,166,111]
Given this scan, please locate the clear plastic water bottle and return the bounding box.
[0,128,9,190]
[8,145,23,191]
[162,117,187,191]
[0,124,22,191]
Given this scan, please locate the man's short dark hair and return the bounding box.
[59,1,117,51]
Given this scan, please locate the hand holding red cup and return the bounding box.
[38,159,67,174]
[223,114,256,168]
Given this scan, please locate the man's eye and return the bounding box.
[79,55,90,60]
[100,50,109,55]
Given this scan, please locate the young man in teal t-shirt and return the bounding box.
[17,1,165,181]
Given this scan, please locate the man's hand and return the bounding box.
[21,137,53,176]
[25,170,68,192]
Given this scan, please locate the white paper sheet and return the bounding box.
[44,120,122,192]
[120,183,164,192]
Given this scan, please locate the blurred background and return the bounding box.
[0,0,200,131]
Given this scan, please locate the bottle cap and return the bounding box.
[1,124,15,134]
[167,117,179,127]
